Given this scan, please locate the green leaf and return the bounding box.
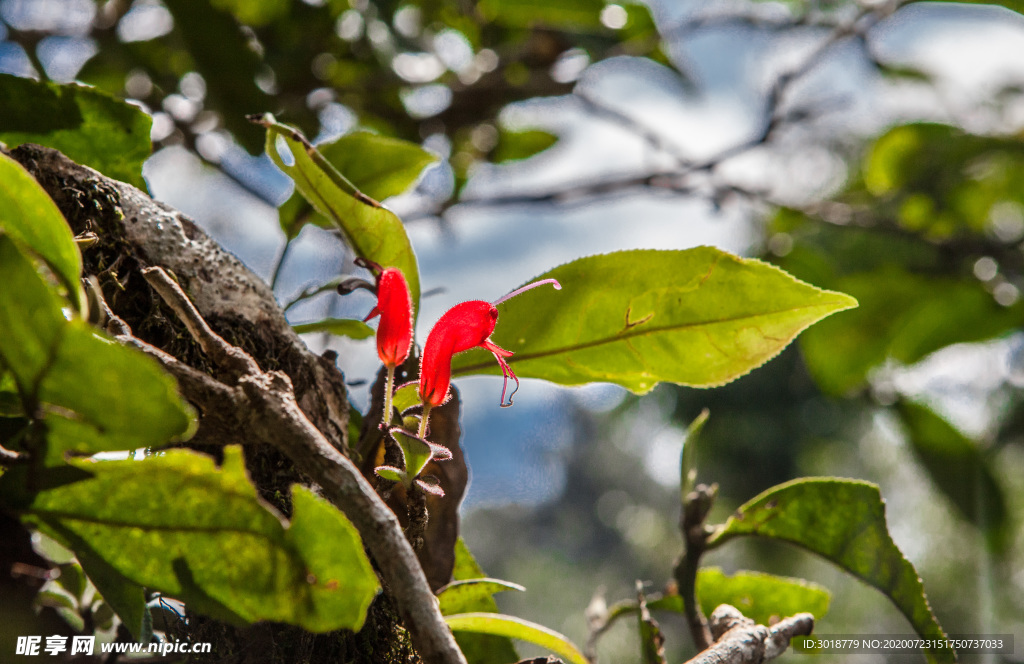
[392,382,421,415]
[0,153,83,309]
[316,132,436,201]
[392,429,432,480]
[0,234,68,393]
[36,588,78,612]
[9,447,380,632]
[278,132,437,238]
[258,117,421,306]
[451,248,857,392]
[375,466,406,484]
[0,233,193,463]
[445,613,588,664]
[493,129,559,163]
[649,568,830,626]
[42,321,195,456]
[0,74,151,189]
[707,478,953,664]
[91,601,116,631]
[680,408,709,500]
[896,400,1010,553]
[450,539,520,664]
[75,547,150,642]
[292,318,374,339]
[55,562,87,601]
[799,268,1024,395]
[438,578,525,616]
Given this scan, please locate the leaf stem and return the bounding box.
[270,239,293,291]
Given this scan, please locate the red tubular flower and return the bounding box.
[364,267,414,369]
[362,264,414,429]
[417,278,561,436]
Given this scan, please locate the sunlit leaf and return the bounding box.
[375,466,406,484]
[680,408,709,499]
[257,117,421,306]
[0,74,151,189]
[392,382,421,415]
[493,129,558,163]
[292,318,374,339]
[43,322,195,456]
[392,429,432,480]
[896,400,1009,553]
[4,447,380,632]
[279,132,437,238]
[0,235,68,392]
[0,153,83,309]
[445,613,588,664]
[0,234,194,462]
[707,478,953,664]
[437,578,525,616]
[452,248,857,392]
[650,568,830,625]
[450,539,519,664]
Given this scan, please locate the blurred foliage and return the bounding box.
[72,0,665,174]
[895,400,1010,554]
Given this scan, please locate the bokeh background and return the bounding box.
[2,0,1022,661]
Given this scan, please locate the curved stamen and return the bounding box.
[491,351,520,408]
[492,278,561,307]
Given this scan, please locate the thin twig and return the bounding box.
[282,277,346,313]
[0,444,26,466]
[142,268,260,380]
[418,2,898,221]
[574,89,696,170]
[269,238,294,292]
[139,266,466,664]
[674,483,718,651]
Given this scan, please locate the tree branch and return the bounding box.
[137,267,466,664]
[687,605,814,664]
[674,483,718,651]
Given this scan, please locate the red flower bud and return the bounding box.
[418,279,560,410]
[364,267,413,369]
